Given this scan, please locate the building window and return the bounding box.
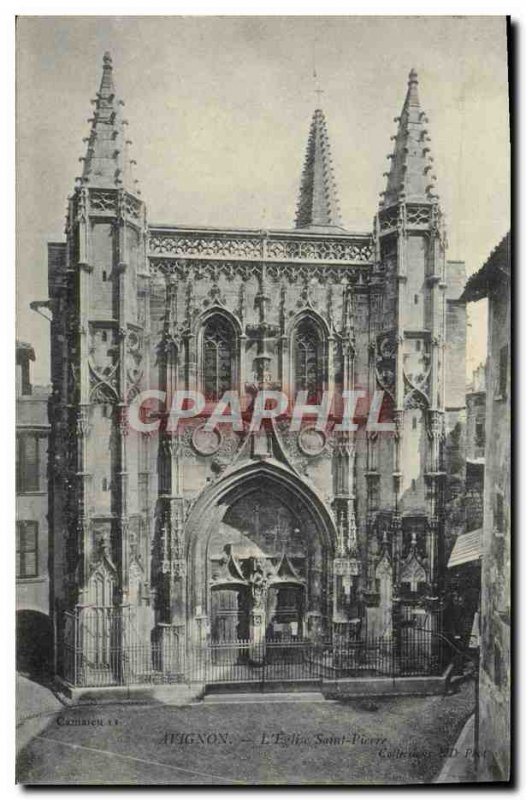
[415,339,421,352]
[414,294,419,305]
[497,345,508,399]
[202,315,235,402]
[294,318,323,402]
[18,361,32,396]
[475,420,485,448]
[16,433,41,493]
[102,270,108,282]
[16,521,38,579]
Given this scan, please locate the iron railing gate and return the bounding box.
[193,638,327,689]
[62,608,446,688]
[194,633,444,688]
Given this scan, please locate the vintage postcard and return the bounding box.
[15,15,511,785]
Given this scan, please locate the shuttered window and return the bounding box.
[16,434,41,493]
[16,521,38,578]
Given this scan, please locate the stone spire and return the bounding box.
[295,108,344,231]
[78,52,140,194]
[380,69,438,208]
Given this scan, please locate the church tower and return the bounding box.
[48,53,152,674]
[368,69,449,640]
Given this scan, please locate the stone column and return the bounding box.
[157,622,186,678]
[249,562,267,662]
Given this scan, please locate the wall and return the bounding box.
[16,387,50,615]
[478,275,510,782]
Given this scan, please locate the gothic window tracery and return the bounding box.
[165,342,178,399]
[293,318,324,402]
[202,315,235,402]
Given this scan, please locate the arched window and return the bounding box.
[165,342,178,400]
[294,318,323,402]
[202,315,235,401]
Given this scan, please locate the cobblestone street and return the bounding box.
[17,681,475,785]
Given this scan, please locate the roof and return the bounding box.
[461,232,511,302]
[78,52,140,194]
[295,108,345,232]
[447,529,482,568]
[380,69,439,208]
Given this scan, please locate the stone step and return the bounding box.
[203,691,326,704]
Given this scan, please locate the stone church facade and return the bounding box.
[47,54,466,684]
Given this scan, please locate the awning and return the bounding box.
[447,529,482,568]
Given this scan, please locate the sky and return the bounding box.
[16,15,510,385]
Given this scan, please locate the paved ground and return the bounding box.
[17,680,475,785]
[16,673,64,755]
[435,714,476,783]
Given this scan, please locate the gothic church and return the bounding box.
[47,54,466,687]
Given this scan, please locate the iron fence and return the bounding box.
[62,608,445,688]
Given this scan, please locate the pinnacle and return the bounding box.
[380,69,438,208]
[78,53,140,194]
[295,108,345,231]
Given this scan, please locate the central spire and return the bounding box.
[295,108,344,232]
[380,69,439,208]
[78,52,140,194]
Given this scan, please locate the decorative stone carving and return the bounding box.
[76,407,91,438]
[400,552,427,593]
[378,206,399,232]
[404,385,428,410]
[403,338,431,408]
[427,409,445,440]
[149,231,373,264]
[375,331,396,398]
[298,426,327,457]
[151,258,367,288]
[406,204,431,227]
[150,234,262,258]
[88,325,120,402]
[122,192,142,221]
[89,189,117,214]
[333,557,360,577]
[249,560,268,611]
[192,424,221,456]
[117,405,129,436]
[172,559,186,579]
[126,328,143,400]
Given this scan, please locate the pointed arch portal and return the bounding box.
[184,460,336,644]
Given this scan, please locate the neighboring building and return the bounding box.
[462,232,511,781]
[46,55,466,687]
[465,364,486,532]
[444,364,486,646]
[16,341,51,674]
[466,364,486,461]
